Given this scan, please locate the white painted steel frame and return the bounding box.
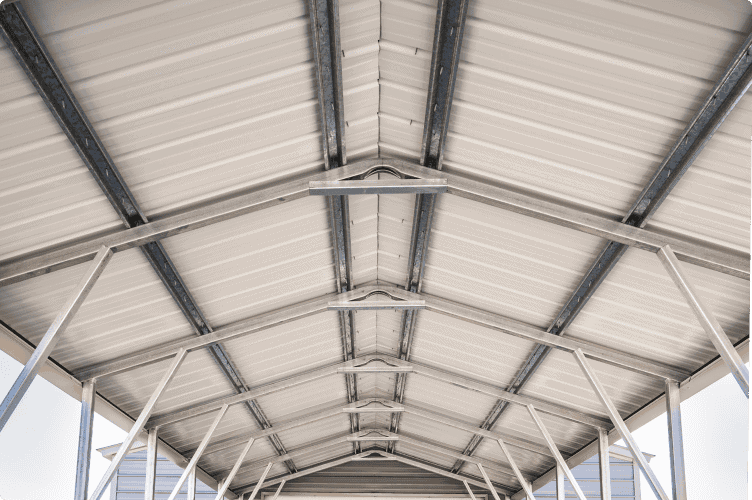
[665,381,687,500]
[309,179,448,195]
[0,245,112,432]
[657,245,750,397]
[496,438,536,500]
[215,438,256,500]
[597,429,611,500]
[145,429,159,500]
[476,463,504,500]
[90,348,188,500]
[247,462,273,500]
[573,349,669,500]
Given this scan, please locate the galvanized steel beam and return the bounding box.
[90,349,188,500]
[308,0,360,452]
[310,178,448,195]
[597,429,611,500]
[0,160,745,287]
[555,464,564,500]
[246,462,273,500]
[391,0,470,454]
[573,349,670,500]
[456,28,752,473]
[0,1,297,473]
[658,245,749,397]
[0,245,112,433]
[496,438,536,500]
[74,380,97,500]
[144,429,159,500]
[477,463,504,500]
[214,437,256,500]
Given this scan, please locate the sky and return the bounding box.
[0,349,747,500]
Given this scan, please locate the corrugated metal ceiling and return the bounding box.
[0,0,749,498]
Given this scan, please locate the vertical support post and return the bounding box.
[463,480,478,500]
[247,462,274,500]
[0,245,112,432]
[657,244,749,397]
[496,438,536,500]
[573,349,670,500]
[271,480,286,500]
[476,463,502,500]
[145,429,159,500]
[214,438,256,500]
[526,405,587,500]
[187,468,197,500]
[598,428,611,500]
[74,380,97,500]
[168,404,230,500]
[90,348,188,500]
[555,463,565,500]
[665,380,687,500]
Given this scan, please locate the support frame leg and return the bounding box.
[74,380,97,500]
[145,428,159,500]
[598,428,611,500]
[665,380,687,500]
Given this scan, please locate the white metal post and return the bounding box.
[214,437,256,500]
[665,380,687,500]
[247,462,274,500]
[496,438,536,500]
[657,244,749,397]
[89,348,188,500]
[168,404,230,500]
[145,429,159,500]
[598,428,611,500]
[555,463,564,500]
[74,380,97,500]
[526,405,586,500]
[463,480,478,500]
[187,468,197,500]
[573,349,670,500]
[270,480,286,500]
[0,245,112,432]
[477,463,502,500]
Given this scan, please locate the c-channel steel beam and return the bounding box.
[526,405,586,500]
[452,28,752,472]
[0,159,745,287]
[74,380,97,500]
[390,0,469,453]
[658,245,749,397]
[308,0,360,451]
[573,349,670,500]
[0,2,296,473]
[90,349,188,500]
[665,380,687,500]
[0,245,112,433]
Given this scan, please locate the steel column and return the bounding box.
[497,438,536,500]
[187,469,197,500]
[145,429,159,500]
[598,428,611,500]
[391,0,470,453]
[477,463,503,500]
[215,438,256,500]
[247,462,273,500]
[526,405,586,500]
[455,26,752,471]
[74,380,97,500]
[665,380,687,500]
[573,349,669,500]
[463,480,478,500]
[658,245,749,397]
[271,481,286,500]
[168,405,230,500]
[555,464,564,500]
[0,245,112,433]
[90,348,188,500]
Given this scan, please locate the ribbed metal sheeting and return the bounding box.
[260,462,490,495]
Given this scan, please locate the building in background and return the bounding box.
[100,443,652,500]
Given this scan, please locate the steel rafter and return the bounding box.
[0,2,297,474]
[389,0,469,453]
[308,0,361,451]
[452,28,752,474]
